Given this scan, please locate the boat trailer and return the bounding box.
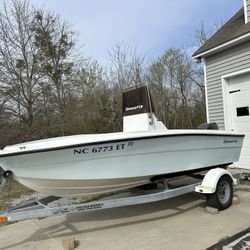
[0,169,247,223]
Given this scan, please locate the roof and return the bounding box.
[193,8,250,58]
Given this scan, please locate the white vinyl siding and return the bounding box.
[205,41,250,129]
[247,0,250,22]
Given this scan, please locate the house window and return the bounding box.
[236,107,249,117]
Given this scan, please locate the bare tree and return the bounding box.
[194,20,224,47]
[108,42,145,89]
[70,60,115,133]
[31,10,79,135]
[0,0,43,138]
[106,43,146,130]
[147,48,205,128]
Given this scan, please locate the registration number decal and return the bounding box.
[73,141,134,155]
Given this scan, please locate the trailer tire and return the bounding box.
[206,175,233,210]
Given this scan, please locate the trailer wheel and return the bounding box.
[206,175,233,210]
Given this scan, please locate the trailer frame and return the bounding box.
[0,170,244,223]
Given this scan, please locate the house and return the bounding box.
[193,0,250,169]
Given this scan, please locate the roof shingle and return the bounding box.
[193,8,250,57]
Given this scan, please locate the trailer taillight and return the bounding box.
[0,215,8,222]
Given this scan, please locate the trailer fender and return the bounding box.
[195,168,237,194]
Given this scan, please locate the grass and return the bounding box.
[0,178,34,211]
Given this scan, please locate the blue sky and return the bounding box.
[11,0,244,64]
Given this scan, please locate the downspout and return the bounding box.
[204,60,209,123]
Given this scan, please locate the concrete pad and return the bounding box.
[0,186,250,250]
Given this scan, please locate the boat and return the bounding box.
[0,85,244,197]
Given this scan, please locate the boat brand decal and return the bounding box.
[223,139,238,144]
[125,105,143,112]
[73,141,134,155]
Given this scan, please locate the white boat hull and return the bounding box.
[0,132,244,197]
